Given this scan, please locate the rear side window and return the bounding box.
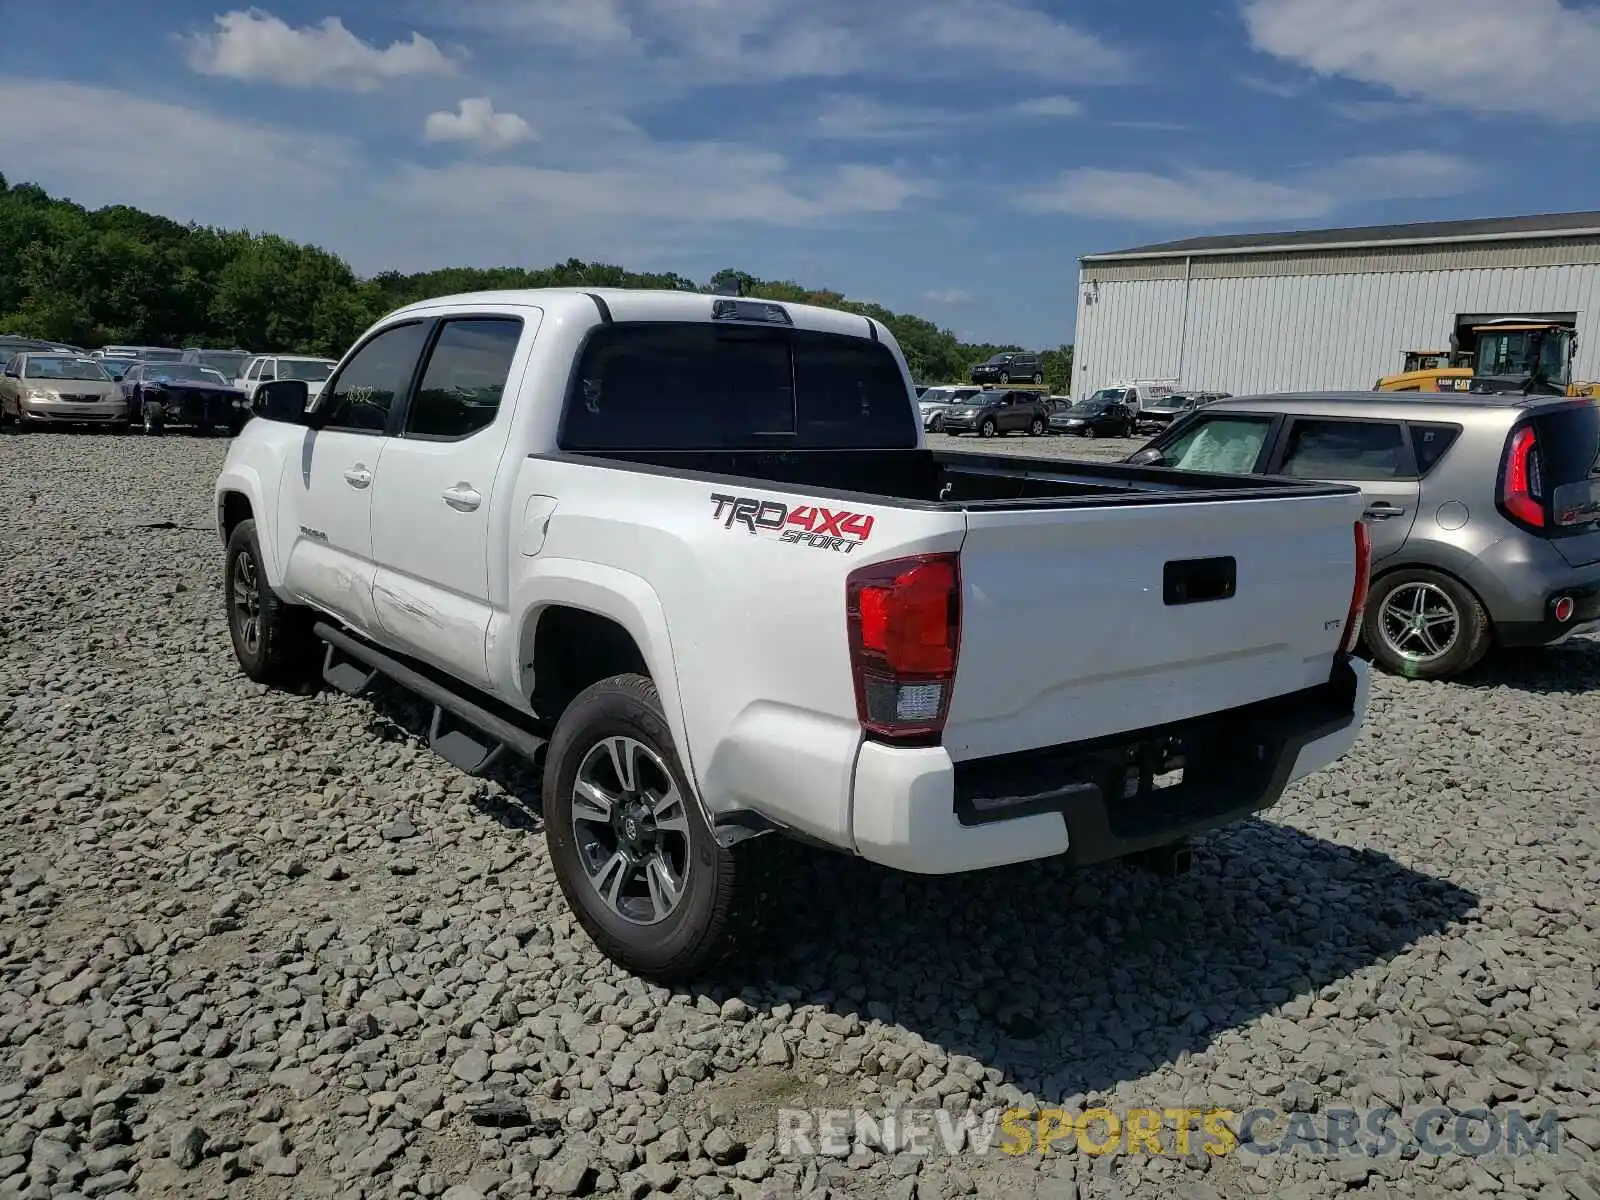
[405,317,522,440]
[1407,422,1463,475]
[1279,418,1410,481]
[560,322,916,451]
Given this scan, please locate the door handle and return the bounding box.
[1364,502,1406,519]
[442,483,482,512]
[343,466,372,489]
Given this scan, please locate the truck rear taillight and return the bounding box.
[1341,520,1372,656]
[1501,425,1546,528]
[846,553,961,741]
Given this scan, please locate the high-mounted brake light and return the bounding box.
[711,298,792,325]
[1341,521,1372,656]
[846,553,961,741]
[1501,425,1546,528]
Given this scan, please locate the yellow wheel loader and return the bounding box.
[1376,317,1599,397]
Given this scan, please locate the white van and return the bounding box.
[1085,379,1179,415]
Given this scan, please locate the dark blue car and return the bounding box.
[117,361,249,436]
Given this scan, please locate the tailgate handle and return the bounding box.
[1164,556,1236,606]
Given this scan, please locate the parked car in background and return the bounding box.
[917,384,986,433]
[970,352,1044,385]
[97,356,138,382]
[1125,392,1600,680]
[0,352,125,431]
[117,361,249,436]
[1051,393,1136,438]
[0,336,75,364]
[237,355,339,403]
[182,347,253,382]
[1133,390,1231,435]
[97,344,185,363]
[941,388,1050,437]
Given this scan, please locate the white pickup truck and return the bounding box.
[215,288,1373,980]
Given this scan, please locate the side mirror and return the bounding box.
[254,378,313,425]
[112,374,124,383]
[1127,446,1165,467]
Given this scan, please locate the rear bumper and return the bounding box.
[850,657,1370,875]
[1494,580,1600,647]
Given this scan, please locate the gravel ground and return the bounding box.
[2,430,1599,1200]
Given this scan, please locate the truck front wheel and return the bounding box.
[544,673,758,981]
[224,518,317,687]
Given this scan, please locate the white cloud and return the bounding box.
[1236,73,1313,98]
[450,0,634,47]
[907,0,1118,78]
[1014,95,1082,118]
[424,98,535,152]
[429,0,1128,83]
[0,78,933,278]
[923,288,970,304]
[807,92,1085,142]
[183,9,456,90]
[0,79,349,213]
[1243,0,1600,120]
[395,148,935,225]
[811,95,954,141]
[1328,98,1429,122]
[1014,151,1477,224]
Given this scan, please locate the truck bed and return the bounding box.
[560,446,1349,509]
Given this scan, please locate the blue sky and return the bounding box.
[6,1,1600,348]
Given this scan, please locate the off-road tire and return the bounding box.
[543,673,769,981]
[1362,568,1491,681]
[224,518,318,687]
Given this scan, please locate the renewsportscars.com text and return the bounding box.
[776,1105,1564,1160]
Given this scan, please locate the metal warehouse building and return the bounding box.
[1071,209,1600,399]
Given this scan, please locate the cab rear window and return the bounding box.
[560,322,917,451]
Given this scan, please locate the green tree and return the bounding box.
[0,176,1064,372]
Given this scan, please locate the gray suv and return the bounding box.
[1125,391,1600,680]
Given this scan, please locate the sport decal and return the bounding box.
[709,493,876,553]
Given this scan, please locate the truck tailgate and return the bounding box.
[945,491,1363,762]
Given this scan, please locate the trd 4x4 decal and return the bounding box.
[709,493,875,553]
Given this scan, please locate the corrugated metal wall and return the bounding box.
[1071,250,1600,399]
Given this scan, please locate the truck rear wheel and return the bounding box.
[224,518,317,687]
[544,673,760,981]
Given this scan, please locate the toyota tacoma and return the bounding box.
[215,288,1373,980]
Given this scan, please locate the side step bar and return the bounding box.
[314,623,546,776]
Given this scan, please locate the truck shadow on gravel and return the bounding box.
[349,671,1479,1105]
[706,822,1478,1106]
